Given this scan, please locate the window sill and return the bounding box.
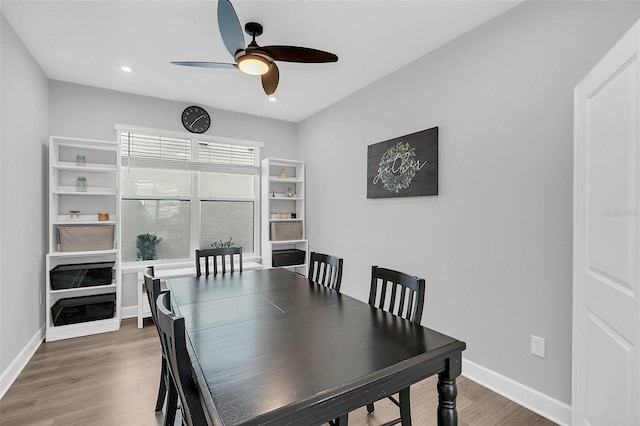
[122,259,263,276]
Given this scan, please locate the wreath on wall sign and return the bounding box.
[376,141,417,193]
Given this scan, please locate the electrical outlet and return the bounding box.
[531,335,546,358]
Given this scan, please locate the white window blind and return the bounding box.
[197,141,258,174]
[120,131,259,174]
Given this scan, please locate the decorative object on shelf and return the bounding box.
[270,213,279,219]
[279,169,287,179]
[272,249,306,267]
[58,225,115,252]
[98,213,110,221]
[75,155,86,166]
[272,189,276,198]
[367,126,439,199]
[181,105,211,134]
[49,261,114,290]
[211,236,234,248]
[70,210,80,221]
[286,187,295,197]
[280,213,288,219]
[136,233,162,261]
[291,213,297,219]
[51,293,116,326]
[76,176,87,192]
[270,221,303,241]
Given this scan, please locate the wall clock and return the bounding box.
[181,106,211,134]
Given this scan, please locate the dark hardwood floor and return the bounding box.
[0,318,556,425]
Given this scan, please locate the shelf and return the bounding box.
[49,249,118,257]
[270,196,303,201]
[46,317,120,342]
[270,239,308,245]
[54,186,117,195]
[268,159,305,168]
[54,139,117,151]
[53,161,117,172]
[279,264,306,270]
[269,177,303,183]
[49,316,119,329]
[54,221,117,226]
[269,218,303,222]
[50,284,117,295]
[54,214,117,224]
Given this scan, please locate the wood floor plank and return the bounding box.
[0,318,557,426]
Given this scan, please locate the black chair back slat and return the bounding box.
[404,289,414,321]
[195,247,243,277]
[389,281,400,315]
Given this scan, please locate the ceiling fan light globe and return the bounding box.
[238,55,270,76]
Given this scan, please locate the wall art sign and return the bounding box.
[367,127,438,198]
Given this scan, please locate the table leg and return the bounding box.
[335,413,348,425]
[399,387,412,426]
[437,353,462,426]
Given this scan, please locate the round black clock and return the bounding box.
[181,106,211,134]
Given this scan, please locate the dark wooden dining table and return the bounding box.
[167,268,466,426]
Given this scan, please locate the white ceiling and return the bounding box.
[2,0,522,123]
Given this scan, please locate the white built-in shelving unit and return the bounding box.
[261,158,308,275]
[46,136,121,341]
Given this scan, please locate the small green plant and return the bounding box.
[211,236,234,249]
[136,233,162,261]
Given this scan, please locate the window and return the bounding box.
[117,126,262,263]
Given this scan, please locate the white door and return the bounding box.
[573,20,640,426]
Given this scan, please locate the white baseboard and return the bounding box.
[462,358,571,426]
[0,325,45,400]
[121,305,138,319]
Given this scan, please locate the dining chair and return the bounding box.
[308,251,344,291]
[156,291,209,426]
[365,265,426,426]
[195,247,243,276]
[143,267,178,426]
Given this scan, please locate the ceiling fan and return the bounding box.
[171,0,338,96]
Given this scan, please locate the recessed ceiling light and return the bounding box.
[268,96,277,102]
[120,65,133,73]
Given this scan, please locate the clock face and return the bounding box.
[181,106,211,134]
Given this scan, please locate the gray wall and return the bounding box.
[297,1,639,404]
[49,81,297,160]
[0,15,49,374]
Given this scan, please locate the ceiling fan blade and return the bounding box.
[261,63,279,95]
[171,61,236,69]
[217,0,245,56]
[260,46,338,63]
